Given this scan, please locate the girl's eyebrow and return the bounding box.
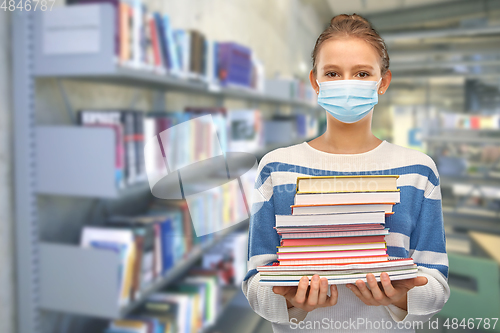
[321,64,375,71]
[322,64,341,71]
[352,64,375,71]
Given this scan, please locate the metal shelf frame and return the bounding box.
[36,66,321,110]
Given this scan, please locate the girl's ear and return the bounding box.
[309,70,319,94]
[379,70,392,95]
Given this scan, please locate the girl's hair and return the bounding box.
[311,14,390,76]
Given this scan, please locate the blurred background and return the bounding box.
[1,0,500,332]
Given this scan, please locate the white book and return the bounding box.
[261,268,418,280]
[294,191,400,205]
[132,0,143,68]
[259,271,418,286]
[276,211,385,227]
[80,227,135,306]
[257,258,414,272]
[261,264,416,276]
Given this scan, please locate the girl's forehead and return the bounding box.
[317,37,381,70]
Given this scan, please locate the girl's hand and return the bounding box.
[346,272,428,310]
[272,275,338,312]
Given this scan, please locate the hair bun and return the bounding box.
[330,13,372,28]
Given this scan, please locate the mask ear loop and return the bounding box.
[376,77,383,94]
[315,79,320,94]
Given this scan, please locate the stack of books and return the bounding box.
[257,175,418,286]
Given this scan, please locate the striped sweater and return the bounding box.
[241,139,450,333]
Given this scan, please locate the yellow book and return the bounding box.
[296,175,400,194]
[120,242,137,305]
[111,319,148,332]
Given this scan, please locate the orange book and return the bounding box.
[119,2,130,62]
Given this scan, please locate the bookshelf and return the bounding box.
[423,135,500,145]
[32,4,320,111]
[422,120,500,325]
[13,9,321,333]
[440,175,500,188]
[39,220,249,318]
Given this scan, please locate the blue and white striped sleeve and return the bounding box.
[241,153,309,323]
[385,160,451,323]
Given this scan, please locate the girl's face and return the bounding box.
[312,37,390,93]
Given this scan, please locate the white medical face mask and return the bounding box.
[316,78,382,123]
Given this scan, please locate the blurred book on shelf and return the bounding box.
[264,77,316,103]
[263,115,297,145]
[202,232,248,286]
[440,112,500,130]
[436,145,500,178]
[67,0,267,93]
[263,114,319,145]
[77,110,146,188]
[226,109,264,153]
[80,226,137,307]
[104,231,247,333]
[78,186,249,308]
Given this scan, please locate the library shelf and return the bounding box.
[32,6,319,110]
[440,175,500,188]
[443,211,500,235]
[36,124,317,199]
[35,65,319,109]
[203,288,265,333]
[422,135,500,145]
[200,286,240,333]
[39,218,250,319]
[15,9,321,333]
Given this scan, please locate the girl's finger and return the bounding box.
[346,284,370,305]
[355,279,374,302]
[380,272,398,299]
[293,276,309,305]
[317,277,329,305]
[328,284,338,306]
[307,275,321,306]
[366,273,390,304]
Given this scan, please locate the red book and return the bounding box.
[280,235,386,247]
[470,116,480,129]
[149,17,162,67]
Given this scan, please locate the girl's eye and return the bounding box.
[356,72,370,78]
[325,72,339,78]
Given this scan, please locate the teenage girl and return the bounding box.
[242,13,450,333]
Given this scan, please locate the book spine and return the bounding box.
[119,2,130,63]
[149,16,162,68]
[134,111,145,179]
